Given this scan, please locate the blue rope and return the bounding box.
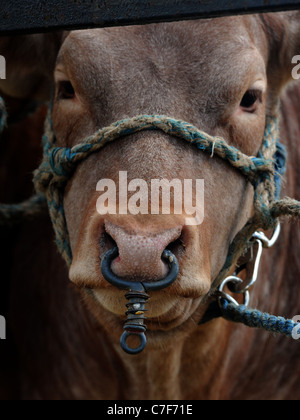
[274,141,287,200]
[219,298,300,340]
[0,96,7,132]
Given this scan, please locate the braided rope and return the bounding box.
[35,114,276,190]
[33,113,280,267]
[271,198,300,219]
[0,96,7,133]
[219,298,300,340]
[0,99,46,226]
[0,194,47,227]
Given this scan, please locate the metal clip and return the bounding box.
[218,222,281,307]
[121,289,149,355]
[252,222,281,248]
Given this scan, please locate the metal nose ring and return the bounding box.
[101,247,179,354]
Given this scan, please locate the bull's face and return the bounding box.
[48,16,298,343]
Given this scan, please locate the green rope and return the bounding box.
[34,115,275,190]
[33,112,283,270]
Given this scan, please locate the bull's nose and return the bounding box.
[104,221,182,281]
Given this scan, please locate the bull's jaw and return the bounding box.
[90,286,205,330]
[80,282,212,348]
[70,254,211,339]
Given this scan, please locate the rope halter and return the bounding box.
[1,96,299,350]
[34,112,285,287]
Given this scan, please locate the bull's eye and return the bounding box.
[240,90,262,112]
[57,81,76,100]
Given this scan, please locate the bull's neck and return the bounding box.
[113,318,233,400]
[110,223,297,400]
[119,343,183,399]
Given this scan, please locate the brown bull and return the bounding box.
[0,12,300,400]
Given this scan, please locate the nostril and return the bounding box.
[166,234,186,258]
[99,230,117,258]
[102,221,182,282]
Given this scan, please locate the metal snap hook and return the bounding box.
[100,247,179,354]
[217,222,281,309]
[252,222,281,248]
[218,277,250,307]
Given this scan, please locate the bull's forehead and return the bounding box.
[61,17,264,57]
[57,18,267,109]
[54,18,267,145]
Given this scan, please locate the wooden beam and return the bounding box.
[0,0,299,35]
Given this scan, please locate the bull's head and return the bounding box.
[1,13,299,352]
